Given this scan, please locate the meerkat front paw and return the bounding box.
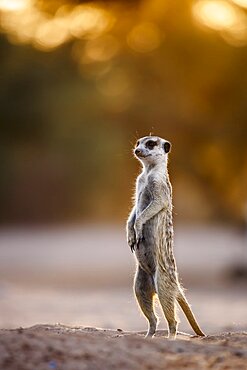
[134,220,145,249]
[127,226,136,252]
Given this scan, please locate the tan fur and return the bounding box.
[127,136,205,339]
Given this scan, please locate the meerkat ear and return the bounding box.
[163,141,171,153]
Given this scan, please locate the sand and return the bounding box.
[0,325,246,370]
[0,226,246,369]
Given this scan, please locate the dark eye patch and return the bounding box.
[146,140,157,149]
[135,140,140,147]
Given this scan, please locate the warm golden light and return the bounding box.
[0,2,44,44]
[193,0,247,46]
[0,0,30,12]
[4,7,44,44]
[84,35,119,62]
[0,2,114,51]
[96,68,134,112]
[221,20,247,46]
[192,0,239,30]
[97,69,131,97]
[33,18,70,51]
[1,0,247,53]
[231,0,247,8]
[127,22,161,53]
[69,5,114,39]
[140,0,168,20]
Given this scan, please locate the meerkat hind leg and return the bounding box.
[156,277,178,339]
[134,266,158,338]
[159,297,178,340]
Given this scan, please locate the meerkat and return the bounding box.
[126,135,205,339]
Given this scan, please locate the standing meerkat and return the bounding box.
[126,135,205,339]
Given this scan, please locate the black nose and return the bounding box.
[135,148,142,156]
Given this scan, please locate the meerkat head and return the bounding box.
[134,136,171,165]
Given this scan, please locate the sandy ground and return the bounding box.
[0,226,246,369]
[0,325,246,370]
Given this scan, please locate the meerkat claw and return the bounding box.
[130,243,135,253]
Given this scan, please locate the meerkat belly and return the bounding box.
[135,213,162,275]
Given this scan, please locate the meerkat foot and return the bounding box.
[168,332,177,340]
[145,324,156,338]
[145,331,155,338]
[168,323,177,340]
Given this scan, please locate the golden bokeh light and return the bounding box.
[1,4,39,44]
[1,0,247,55]
[1,6,45,44]
[231,0,247,8]
[127,22,161,53]
[97,68,131,97]
[97,68,134,112]
[69,5,115,40]
[0,1,115,51]
[84,34,119,62]
[221,20,247,46]
[192,1,240,30]
[0,0,31,12]
[78,60,112,79]
[192,0,247,46]
[33,18,70,51]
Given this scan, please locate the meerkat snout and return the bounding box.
[134,148,142,156]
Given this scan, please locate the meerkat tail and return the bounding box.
[177,291,205,337]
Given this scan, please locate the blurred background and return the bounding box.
[0,0,246,334]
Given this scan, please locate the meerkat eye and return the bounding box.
[135,140,140,147]
[146,140,157,149]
